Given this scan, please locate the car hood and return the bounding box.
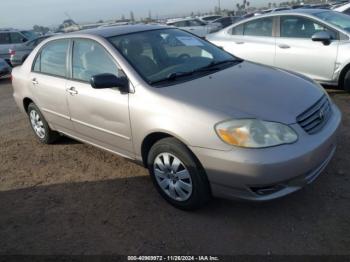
[158,61,325,125]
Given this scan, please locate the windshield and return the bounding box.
[314,11,350,33]
[20,30,38,40]
[108,28,238,85]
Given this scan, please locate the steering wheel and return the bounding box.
[178,54,191,61]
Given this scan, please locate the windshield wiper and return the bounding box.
[194,59,243,73]
[149,59,243,85]
[149,71,196,85]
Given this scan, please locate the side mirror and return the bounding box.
[22,38,28,43]
[90,73,129,92]
[311,31,332,45]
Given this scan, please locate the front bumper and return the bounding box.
[190,104,342,201]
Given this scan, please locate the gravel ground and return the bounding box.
[0,79,349,255]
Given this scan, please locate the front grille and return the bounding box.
[297,95,332,135]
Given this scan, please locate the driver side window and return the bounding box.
[72,39,120,82]
[280,16,336,39]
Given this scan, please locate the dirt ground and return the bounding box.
[0,78,349,255]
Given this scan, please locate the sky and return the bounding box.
[0,0,284,29]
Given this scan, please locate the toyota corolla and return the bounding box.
[12,25,341,209]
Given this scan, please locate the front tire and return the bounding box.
[147,137,211,210]
[27,103,60,144]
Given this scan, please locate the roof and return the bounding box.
[0,28,19,33]
[266,8,330,15]
[71,24,170,38]
[166,17,197,23]
[241,8,332,21]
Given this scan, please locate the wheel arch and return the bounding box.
[23,97,34,113]
[140,131,201,169]
[339,63,350,90]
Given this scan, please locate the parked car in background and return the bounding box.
[260,7,292,14]
[211,16,242,29]
[10,35,52,66]
[0,29,36,63]
[334,3,350,14]
[12,25,341,209]
[19,30,39,41]
[207,9,350,92]
[330,0,349,8]
[167,18,220,37]
[197,15,223,23]
[0,58,11,79]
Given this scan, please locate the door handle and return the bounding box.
[278,44,290,49]
[235,41,245,45]
[31,78,39,85]
[66,87,78,95]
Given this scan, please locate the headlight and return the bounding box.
[215,119,298,148]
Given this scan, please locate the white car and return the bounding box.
[197,15,223,24]
[167,18,220,37]
[333,3,350,15]
[207,9,350,92]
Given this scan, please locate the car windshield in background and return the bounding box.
[314,11,350,33]
[108,28,239,86]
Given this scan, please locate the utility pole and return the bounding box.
[218,0,221,13]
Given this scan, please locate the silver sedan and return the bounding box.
[12,25,341,209]
[207,9,350,92]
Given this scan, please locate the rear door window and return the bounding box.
[243,17,273,37]
[230,17,273,37]
[32,39,69,77]
[230,24,244,35]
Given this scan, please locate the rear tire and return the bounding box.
[147,137,211,210]
[27,103,60,144]
[344,69,350,93]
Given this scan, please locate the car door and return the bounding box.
[275,15,339,82]
[0,32,11,61]
[29,39,73,132]
[221,17,276,66]
[66,38,133,157]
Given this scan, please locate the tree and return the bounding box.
[33,25,50,35]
